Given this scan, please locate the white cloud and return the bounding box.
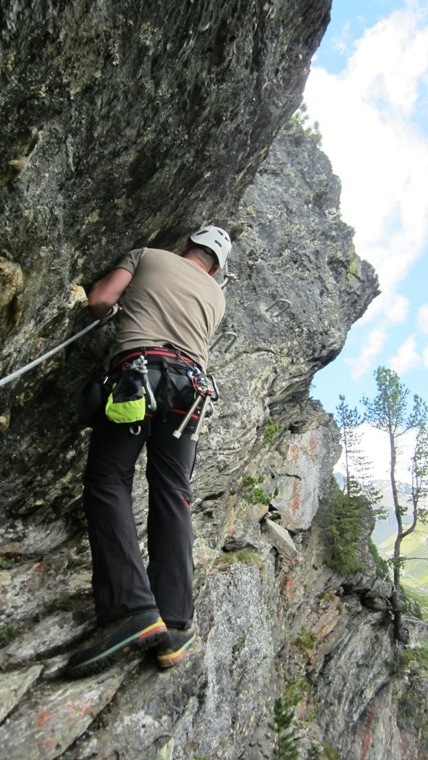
[423,345,428,368]
[304,3,428,295]
[417,303,428,331]
[345,325,387,378]
[304,1,428,380]
[357,290,409,329]
[360,9,428,114]
[385,293,409,324]
[388,334,421,373]
[332,21,351,55]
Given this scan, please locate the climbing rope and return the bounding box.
[0,319,100,389]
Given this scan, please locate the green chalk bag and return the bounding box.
[105,372,146,423]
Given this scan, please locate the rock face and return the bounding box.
[1,2,427,759]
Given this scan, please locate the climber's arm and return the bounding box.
[87,268,132,319]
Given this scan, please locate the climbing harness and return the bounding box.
[111,347,198,372]
[108,347,219,440]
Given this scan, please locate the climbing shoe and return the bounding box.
[65,609,167,678]
[156,627,196,669]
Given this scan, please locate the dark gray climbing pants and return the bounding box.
[83,413,196,628]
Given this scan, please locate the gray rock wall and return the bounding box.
[0,0,331,517]
[1,1,427,758]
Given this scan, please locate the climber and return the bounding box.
[65,225,231,678]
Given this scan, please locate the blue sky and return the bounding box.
[304,0,428,418]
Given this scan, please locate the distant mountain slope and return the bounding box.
[372,481,427,619]
[334,472,428,618]
[378,525,428,590]
[334,473,425,545]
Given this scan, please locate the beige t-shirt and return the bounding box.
[111,247,225,370]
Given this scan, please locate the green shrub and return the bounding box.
[0,623,20,647]
[274,698,300,760]
[368,539,390,580]
[214,548,265,575]
[264,417,279,444]
[295,627,315,656]
[403,643,428,672]
[242,474,278,506]
[287,103,322,145]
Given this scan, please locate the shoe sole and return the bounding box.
[157,632,196,669]
[66,619,167,678]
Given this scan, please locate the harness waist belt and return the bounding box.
[111,347,200,372]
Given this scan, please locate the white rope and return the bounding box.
[0,319,100,388]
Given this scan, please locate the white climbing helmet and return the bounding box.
[188,225,232,269]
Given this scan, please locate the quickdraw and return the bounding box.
[173,370,219,441]
[123,354,157,412]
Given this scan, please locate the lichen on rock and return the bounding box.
[0,257,24,339]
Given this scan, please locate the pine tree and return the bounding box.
[327,396,382,574]
[336,394,381,506]
[361,367,428,642]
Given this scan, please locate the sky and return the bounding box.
[304,0,428,424]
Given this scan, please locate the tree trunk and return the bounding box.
[389,428,407,642]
